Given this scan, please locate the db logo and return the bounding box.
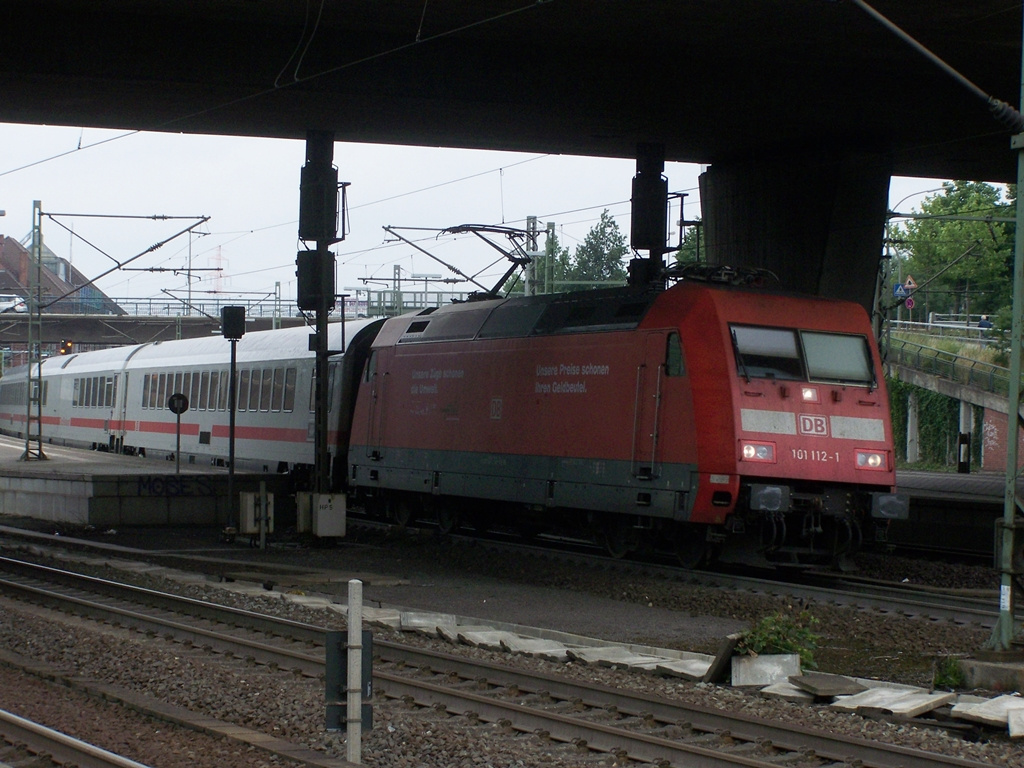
[798,414,828,436]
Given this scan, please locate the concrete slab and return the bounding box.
[599,655,665,671]
[436,624,494,644]
[325,604,403,629]
[567,645,648,666]
[499,638,573,663]
[655,658,713,681]
[789,672,868,698]
[959,658,1024,693]
[282,594,335,609]
[362,606,402,629]
[952,694,1024,727]
[730,654,801,687]
[832,688,955,717]
[400,611,458,634]
[760,681,816,703]
[703,632,743,684]
[456,630,521,651]
[499,636,570,661]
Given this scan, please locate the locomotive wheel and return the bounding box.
[602,516,639,559]
[436,506,459,536]
[390,498,413,529]
[674,524,708,569]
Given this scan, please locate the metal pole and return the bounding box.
[989,6,1024,652]
[228,337,238,529]
[346,579,363,763]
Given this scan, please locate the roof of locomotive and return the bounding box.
[373,285,664,347]
[369,278,871,348]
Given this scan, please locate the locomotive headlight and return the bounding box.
[740,440,776,463]
[855,449,888,471]
[801,386,819,403]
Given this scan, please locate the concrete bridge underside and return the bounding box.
[1,2,1021,312]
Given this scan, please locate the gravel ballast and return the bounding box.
[0,522,1021,767]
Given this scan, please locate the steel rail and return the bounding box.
[0,708,153,768]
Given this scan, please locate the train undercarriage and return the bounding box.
[353,483,872,571]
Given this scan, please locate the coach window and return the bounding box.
[85,377,94,408]
[190,372,201,409]
[199,371,210,410]
[665,332,684,376]
[271,368,284,411]
[259,368,273,411]
[173,372,183,397]
[249,369,262,411]
[237,369,250,412]
[209,371,220,410]
[106,377,115,408]
[218,370,229,410]
[283,368,296,412]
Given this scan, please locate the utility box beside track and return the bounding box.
[297,492,346,538]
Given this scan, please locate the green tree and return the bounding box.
[568,209,628,287]
[673,219,705,265]
[892,181,1013,318]
[529,229,571,294]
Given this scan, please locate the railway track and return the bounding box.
[0,554,1002,768]
[347,519,1011,629]
[0,708,153,768]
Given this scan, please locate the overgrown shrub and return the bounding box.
[734,611,819,669]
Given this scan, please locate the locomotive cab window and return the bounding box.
[801,331,873,386]
[730,326,803,380]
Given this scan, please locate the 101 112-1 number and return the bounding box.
[791,448,839,462]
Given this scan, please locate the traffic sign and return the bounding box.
[893,284,907,298]
[905,297,915,310]
[904,275,917,290]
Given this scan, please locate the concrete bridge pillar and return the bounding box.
[958,400,974,473]
[906,391,920,464]
[698,148,892,313]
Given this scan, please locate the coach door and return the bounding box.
[632,332,665,479]
[111,371,129,452]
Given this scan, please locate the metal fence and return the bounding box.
[884,335,1010,397]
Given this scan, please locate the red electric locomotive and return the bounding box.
[346,274,907,567]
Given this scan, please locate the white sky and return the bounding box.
[0,122,958,307]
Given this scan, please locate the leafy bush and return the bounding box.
[735,611,820,669]
[933,656,966,690]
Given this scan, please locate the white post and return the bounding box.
[347,579,363,763]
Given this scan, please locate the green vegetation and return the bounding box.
[734,611,820,669]
[529,209,628,293]
[887,180,1014,320]
[933,656,967,691]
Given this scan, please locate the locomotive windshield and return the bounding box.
[731,325,874,386]
[801,331,873,385]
